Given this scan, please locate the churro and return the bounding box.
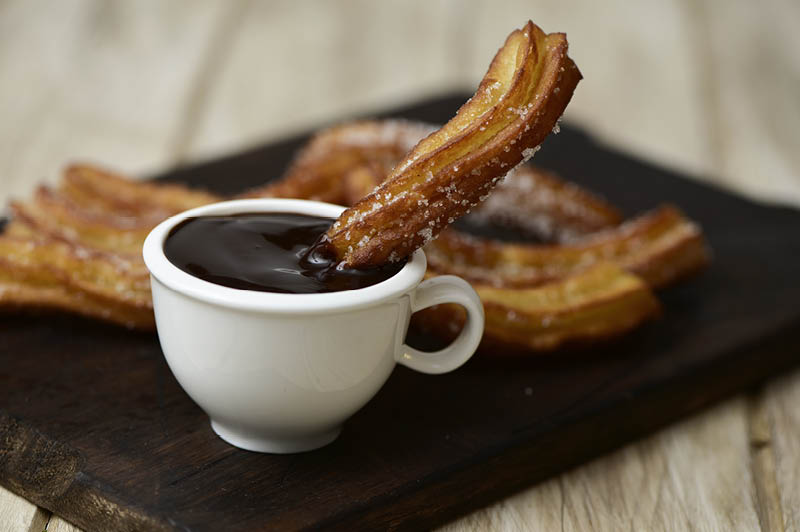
[426,205,710,289]
[412,263,661,352]
[321,21,582,267]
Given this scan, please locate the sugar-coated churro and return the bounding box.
[321,21,582,268]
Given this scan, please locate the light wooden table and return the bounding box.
[1,1,798,530]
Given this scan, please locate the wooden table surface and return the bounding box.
[1,1,798,530]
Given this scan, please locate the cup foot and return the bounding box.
[210,420,341,453]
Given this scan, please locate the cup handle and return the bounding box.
[396,275,484,374]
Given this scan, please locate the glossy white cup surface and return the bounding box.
[142,199,484,453]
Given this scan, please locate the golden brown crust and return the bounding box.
[0,279,155,330]
[324,21,582,267]
[0,245,154,330]
[62,164,218,216]
[10,193,151,256]
[426,205,711,289]
[237,119,619,246]
[0,236,149,306]
[412,263,661,352]
[467,165,622,241]
[0,165,166,330]
[9,166,218,256]
[241,120,435,203]
[341,162,387,207]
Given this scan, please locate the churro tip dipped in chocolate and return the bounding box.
[320,21,582,268]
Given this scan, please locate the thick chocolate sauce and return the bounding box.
[163,213,404,294]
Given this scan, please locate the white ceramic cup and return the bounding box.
[142,199,484,453]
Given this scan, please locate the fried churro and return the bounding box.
[412,263,661,352]
[242,120,435,204]
[0,236,154,329]
[426,205,710,289]
[62,164,218,216]
[465,165,622,242]
[320,21,582,267]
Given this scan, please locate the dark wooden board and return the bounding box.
[2,93,800,531]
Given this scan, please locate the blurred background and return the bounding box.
[1,0,798,206]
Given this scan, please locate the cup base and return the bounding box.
[210,420,342,453]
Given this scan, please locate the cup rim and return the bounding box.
[142,198,427,314]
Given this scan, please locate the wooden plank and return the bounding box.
[182,0,466,160]
[748,390,786,532]
[0,486,48,532]
[765,371,800,532]
[696,1,800,528]
[441,400,761,531]
[687,0,800,205]
[47,516,83,532]
[0,0,236,203]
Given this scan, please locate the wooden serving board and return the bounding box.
[2,94,800,531]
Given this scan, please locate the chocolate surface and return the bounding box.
[164,212,404,294]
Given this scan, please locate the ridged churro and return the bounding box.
[412,263,661,352]
[426,205,710,289]
[321,21,582,267]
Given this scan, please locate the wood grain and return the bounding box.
[47,516,82,532]
[748,390,786,532]
[0,487,48,532]
[687,0,800,205]
[0,0,798,530]
[183,0,465,161]
[766,373,800,532]
[442,400,761,532]
[0,0,234,200]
